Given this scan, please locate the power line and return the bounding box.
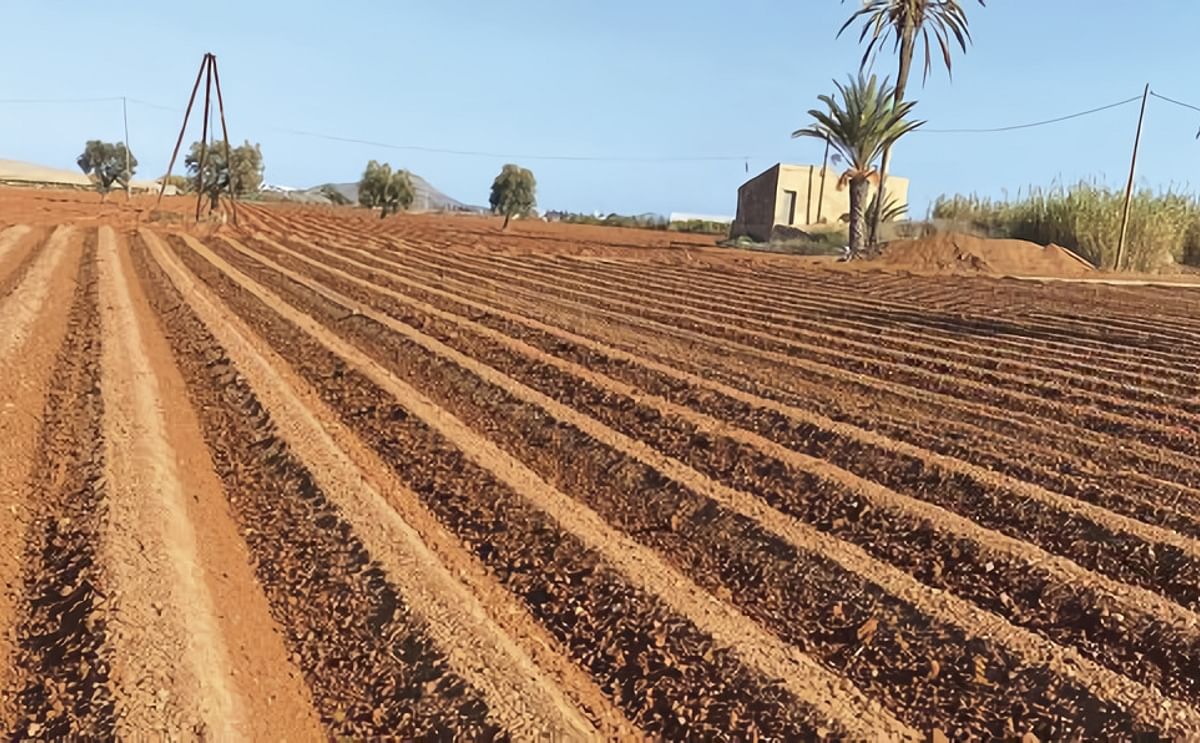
[1150,91,1200,114]
[0,96,124,104]
[919,94,1143,133]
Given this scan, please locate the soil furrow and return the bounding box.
[388,243,1200,454]
[244,226,1200,712]
[4,231,116,739]
[205,232,1174,739]
[130,235,504,739]
[0,226,75,360]
[503,253,1200,403]
[275,223,1200,496]
[139,229,619,739]
[263,228,1200,606]
[0,225,39,299]
[0,227,82,708]
[169,231,902,740]
[96,225,244,737]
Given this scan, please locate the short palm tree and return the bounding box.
[792,74,923,257]
[840,0,984,244]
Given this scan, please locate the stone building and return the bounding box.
[730,163,908,242]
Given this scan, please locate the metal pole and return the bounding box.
[122,96,132,200]
[210,55,239,226]
[1116,83,1150,271]
[156,57,208,207]
[196,54,214,222]
[816,132,831,224]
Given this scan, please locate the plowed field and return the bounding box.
[2,193,1199,740]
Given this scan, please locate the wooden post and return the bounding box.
[196,54,214,221]
[210,55,239,226]
[156,56,208,207]
[1116,83,1150,271]
[816,132,831,224]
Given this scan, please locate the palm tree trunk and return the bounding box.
[848,177,870,258]
[868,26,916,247]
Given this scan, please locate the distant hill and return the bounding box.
[274,174,484,213]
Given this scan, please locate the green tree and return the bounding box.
[185,139,264,210]
[77,140,137,201]
[357,161,415,218]
[839,0,984,244]
[792,74,923,257]
[489,164,537,229]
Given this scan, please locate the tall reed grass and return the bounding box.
[930,181,1200,271]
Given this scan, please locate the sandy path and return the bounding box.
[96,226,244,739]
[0,227,82,712]
[142,230,619,739]
[175,232,915,740]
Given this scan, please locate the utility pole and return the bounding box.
[1116,83,1150,271]
[122,96,132,201]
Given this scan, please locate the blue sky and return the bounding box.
[2,1,1199,217]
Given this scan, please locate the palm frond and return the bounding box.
[839,0,984,83]
[792,73,924,176]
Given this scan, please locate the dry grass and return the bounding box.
[931,181,1200,271]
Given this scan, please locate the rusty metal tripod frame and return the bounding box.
[156,53,239,225]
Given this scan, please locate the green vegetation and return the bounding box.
[358,161,415,217]
[840,0,984,244]
[185,139,264,210]
[667,219,730,236]
[489,164,537,229]
[550,212,727,235]
[76,140,137,200]
[931,182,1200,271]
[792,74,923,257]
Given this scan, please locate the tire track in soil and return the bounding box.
[139,229,619,740]
[129,240,503,739]
[263,228,1200,611]
[207,237,1170,739]
[96,225,244,738]
[167,231,906,741]
[240,230,1200,714]
[3,231,117,739]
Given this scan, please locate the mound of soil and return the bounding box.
[874,232,1095,278]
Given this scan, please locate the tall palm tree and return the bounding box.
[792,74,923,257]
[839,0,985,244]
